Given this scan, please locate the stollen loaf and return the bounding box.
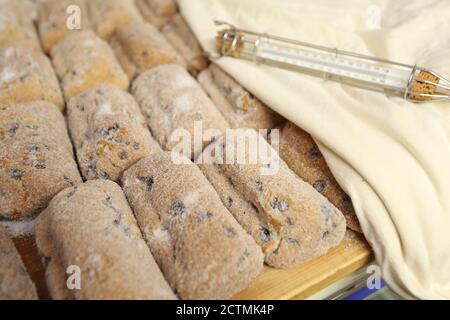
[67,84,161,182]
[277,121,361,232]
[121,152,264,299]
[197,131,346,267]
[35,180,177,300]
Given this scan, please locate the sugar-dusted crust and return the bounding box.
[0,0,41,51]
[197,132,346,268]
[67,84,161,182]
[277,122,361,232]
[35,180,177,300]
[87,0,143,40]
[0,225,38,300]
[0,0,37,20]
[132,64,229,158]
[37,0,91,53]
[198,64,284,130]
[135,0,177,30]
[110,21,186,80]
[51,31,110,77]
[162,14,208,75]
[0,44,64,110]
[198,164,281,267]
[121,152,264,299]
[50,30,129,102]
[0,101,82,220]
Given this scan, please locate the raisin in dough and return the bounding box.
[0,225,38,300]
[0,101,82,220]
[198,64,284,130]
[110,21,186,81]
[162,14,208,75]
[198,163,282,267]
[132,64,229,158]
[50,30,129,102]
[121,152,264,299]
[0,0,41,51]
[135,0,177,30]
[0,44,64,110]
[197,132,346,267]
[35,180,176,300]
[87,0,143,40]
[278,122,361,232]
[37,0,91,53]
[67,84,161,182]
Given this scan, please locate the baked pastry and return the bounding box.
[67,84,161,182]
[51,30,129,102]
[121,152,264,299]
[0,0,36,21]
[0,0,37,21]
[135,0,177,30]
[132,64,229,158]
[162,14,208,75]
[0,44,64,110]
[198,64,284,130]
[37,0,91,53]
[198,163,281,267]
[197,131,346,267]
[0,0,41,51]
[0,101,82,220]
[0,225,38,300]
[110,21,186,81]
[277,122,361,232]
[87,0,143,40]
[35,180,177,300]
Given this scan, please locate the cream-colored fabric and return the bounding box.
[178,0,450,299]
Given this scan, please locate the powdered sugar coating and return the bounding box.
[198,64,284,130]
[0,0,37,22]
[135,0,177,30]
[0,0,41,51]
[132,64,229,158]
[121,152,264,299]
[37,0,91,53]
[0,44,64,110]
[198,132,346,267]
[67,84,161,182]
[198,164,283,267]
[277,122,361,232]
[0,225,38,300]
[110,21,185,80]
[35,180,177,300]
[87,0,143,40]
[0,101,81,220]
[0,218,36,238]
[50,30,129,101]
[162,13,209,74]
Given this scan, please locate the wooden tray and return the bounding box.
[233,231,372,299]
[11,229,371,300]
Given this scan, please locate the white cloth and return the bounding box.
[178,0,450,299]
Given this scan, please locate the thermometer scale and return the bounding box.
[214,21,450,103]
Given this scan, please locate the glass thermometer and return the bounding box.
[213,21,450,103]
